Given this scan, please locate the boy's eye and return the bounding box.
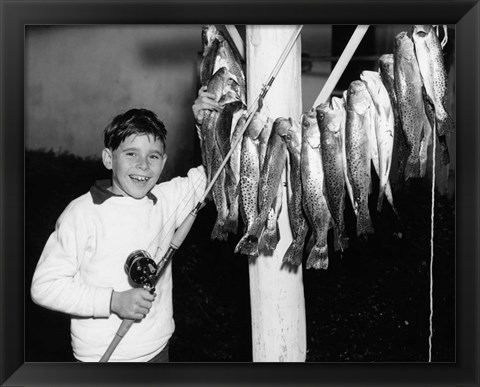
[126,152,136,157]
[149,154,160,160]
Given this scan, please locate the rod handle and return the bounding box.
[170,205,201,250]
[99,319,135,362]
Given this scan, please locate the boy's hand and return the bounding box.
[192,86,222,126]
[110,288,156,320]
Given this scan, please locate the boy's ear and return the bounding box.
[102,148,113,170]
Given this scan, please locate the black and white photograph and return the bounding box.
[25,23,456,362]
[1,1,480,386]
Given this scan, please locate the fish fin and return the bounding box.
[211,219,229,241]
[259,228,279,252]
[437,114,455,136]
[439,135,450,165]
[306,244,329,270]
[357,206,374,237]
[377,185,386,212]
[333,228,348,252]
[234,233,259,256]
[282,241,304,266]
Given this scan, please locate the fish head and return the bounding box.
[378,54,394,77]
[273,117,292,138]
[347,80,371,115]
[202,25,220,51]
[360,70,383,96]
[281,118,302,153]
[247,112,266,140]
[412,24,432,38]
[301,109,321,148]
[330,96,345,111]
[317,103,343,135]
[394,31,415,63]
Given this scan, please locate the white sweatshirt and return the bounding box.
[31,166,207,362]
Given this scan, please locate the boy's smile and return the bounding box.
[102,134,167,199]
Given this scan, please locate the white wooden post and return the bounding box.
[246,25,306,362]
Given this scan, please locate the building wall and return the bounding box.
[25,25,204,179]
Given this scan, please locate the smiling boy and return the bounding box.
[31,107,212,362]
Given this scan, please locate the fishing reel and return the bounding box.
[124,250,158,293]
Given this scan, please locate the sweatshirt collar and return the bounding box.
[90,180,158,205]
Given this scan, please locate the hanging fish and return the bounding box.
[225,113,247,234]
[345,80,374,237]
[248,118,290,250]
[301,109,331,270]
[331,96,355,217]
[200,25,246,107]
[256,113,277,251]
[280,119,309,265]
[360,70,397,214]
[199,67,242,240]
[393,31,432,180]
[378,54,409,184]
[412,25,452,165]
[235,113,265,256]
[316,102,348,252]
[412,25,454,137]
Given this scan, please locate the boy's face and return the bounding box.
[102,134,167,199]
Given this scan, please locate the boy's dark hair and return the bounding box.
[104,108,167,151]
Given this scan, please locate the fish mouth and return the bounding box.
[413,25,430,36]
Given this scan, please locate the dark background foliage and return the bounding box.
[25,150,454,362]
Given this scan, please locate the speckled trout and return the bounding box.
[200,25,246,106]
[412,25,452,165]
[225,113,247,235]
[200,67,242,240]
[394,31,432,180]
[301,109,331,269]
[316,102,348,252]
[412,25,454,137]
[345,80,374,237]
[331,96,355,217]
[235,113,264,256]
[360,70,397,214]
[248,118,289,250]
[378,53,409,183]
[281,118,309,265]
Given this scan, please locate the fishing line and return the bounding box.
[428,119,436,363]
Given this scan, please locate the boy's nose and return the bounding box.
[137,157,148,170]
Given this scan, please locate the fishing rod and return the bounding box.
[99,25,303,362]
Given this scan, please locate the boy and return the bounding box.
[31,92,219,362]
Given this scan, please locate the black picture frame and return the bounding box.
[2,0,479,386]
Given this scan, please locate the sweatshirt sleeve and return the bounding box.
[162,165,207,228]
[30,201,113,318]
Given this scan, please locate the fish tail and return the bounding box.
[306,244,329,270]
[333,228,348,252]
[259,225,279,252]
[211,218,228,241]
[356,204,374,237]
[439,135,450,165]
[377,185,386,212]
[234,233,259,256]
[282,241,304,266]
[437,114,455,136]
[224,214,238,235]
